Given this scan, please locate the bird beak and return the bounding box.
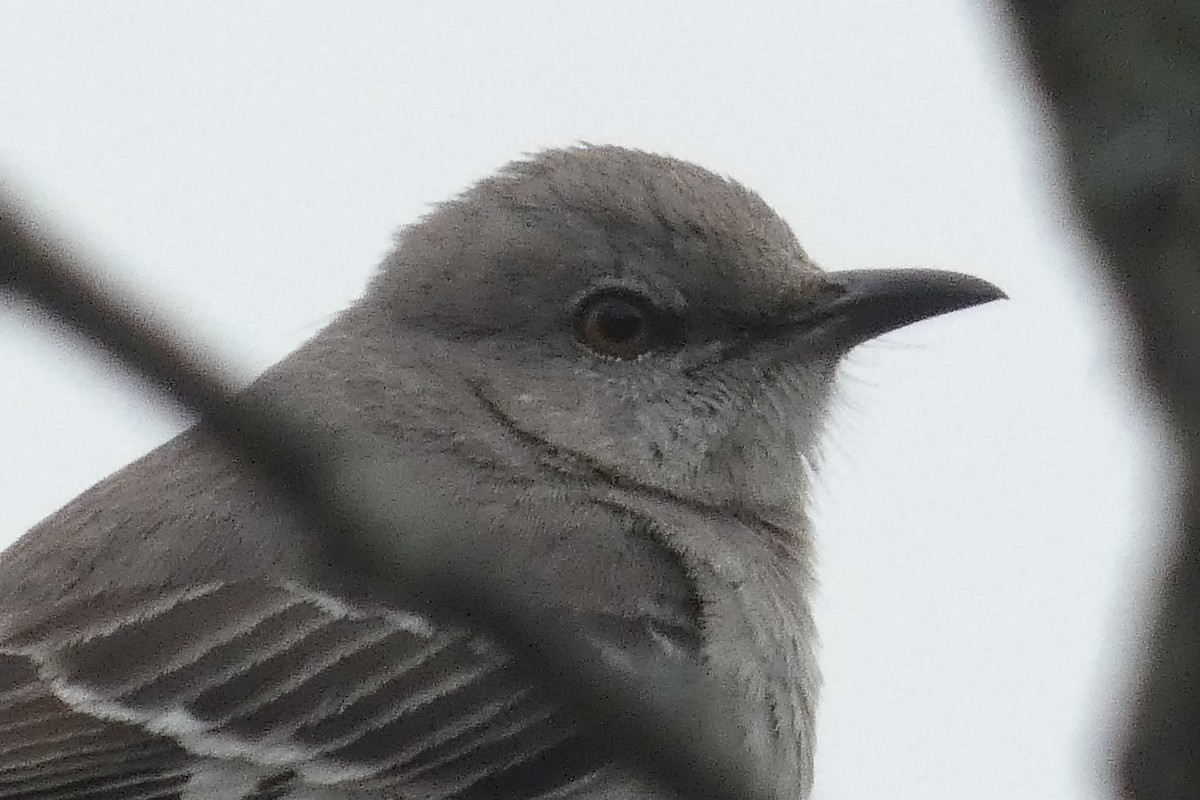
[804,268,1006,351]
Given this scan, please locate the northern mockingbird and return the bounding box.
[0,145,1002,800]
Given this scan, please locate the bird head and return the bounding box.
[356,145,1003,531]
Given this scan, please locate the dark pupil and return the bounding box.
[594,300,644,342]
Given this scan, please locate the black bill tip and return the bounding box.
[811,268,1005,351]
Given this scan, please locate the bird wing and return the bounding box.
[0,579,700,800]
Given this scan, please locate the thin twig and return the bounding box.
[0,195,771,800]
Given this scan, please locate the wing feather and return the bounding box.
[0,580,698,799]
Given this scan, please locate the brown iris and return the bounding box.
[575,290,658,359]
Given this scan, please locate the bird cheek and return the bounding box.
[479,376,630,461]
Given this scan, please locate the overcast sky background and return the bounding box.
[0,3,1174,799]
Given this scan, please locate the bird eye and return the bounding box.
[575,290,659,359]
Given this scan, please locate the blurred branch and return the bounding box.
[0,196,766,800]
[1002,2,1200,796]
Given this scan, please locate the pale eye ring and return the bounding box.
[574,290,658,359]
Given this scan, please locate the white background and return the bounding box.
[0,3,1173,798]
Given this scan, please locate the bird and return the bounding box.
[0,145,1003,800]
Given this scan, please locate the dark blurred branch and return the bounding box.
[0,196,765,800]
[1002,2,1200,796]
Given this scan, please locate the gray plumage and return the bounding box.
[0,145,1002,800]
